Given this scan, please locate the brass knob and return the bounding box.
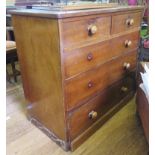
[87,52,93,61]
[126,18,134,26]
[123,62,130,69]
[88,81,93,88]
[89,110,98,119]
[88,24,97,35]
[124,40,132,47]
[121,86,128,92]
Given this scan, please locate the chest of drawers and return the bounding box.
[11,6,144,151]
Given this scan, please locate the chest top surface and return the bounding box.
[10,6,144,19]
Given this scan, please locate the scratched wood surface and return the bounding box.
[6,71,148,155]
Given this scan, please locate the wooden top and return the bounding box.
[6,41,16,52]
[6,26,13,31]
[10,6,144,19]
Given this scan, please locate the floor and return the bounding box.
[6,69,149,155]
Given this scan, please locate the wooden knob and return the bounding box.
[88,25,97,35]
[87,53,93,61]
[125,40,132,47]
[121,86,128,92]
[130,19,134,26]
[123,62,130,69]
[89,110,98,119]
[88,81,93,88]
[126,18,134,26]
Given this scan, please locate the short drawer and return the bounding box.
[65,50,137,110]
[61,15,111,48]
[68,76,135,140]
[64,31,139,78]
[111,11,142,34]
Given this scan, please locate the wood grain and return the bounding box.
[9,6,144,19]
[6,80,148,155]
[11,6,144,151]
[71,92,135,151]
[12,15,66,140]
[63,31,139,78]
[69,76,135,140]
[65,50,137,110]
[61,15,111,48]
[111,11,142,34]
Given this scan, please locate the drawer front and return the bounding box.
[65,50,137,110]
[61,16,111,48]
[111,11,142,34]
[64,31,139,78]
[69,76,135,140]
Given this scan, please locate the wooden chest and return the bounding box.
[11,6,144,151]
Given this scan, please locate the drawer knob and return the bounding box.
[125,40,132,47]
[126,18,134,26]
[88,81,93,88]
[89,110,98,119]
[130,19,134,26]
[87,53,93,61]
[121,86,128,92]
[88,24,97,35]
[123,62,130,69]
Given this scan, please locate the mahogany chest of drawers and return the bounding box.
[11,6,144,151]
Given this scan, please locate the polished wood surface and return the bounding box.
[111,11,142,34]
[71,92,135,151]
[11,6,144,151]
[10,6,144,18]
[64,31,139,78]
[69,76,135,140]
[61,15,111,48]
[6,80,148,155]
[65,50,137,110]
[12,16,66,140]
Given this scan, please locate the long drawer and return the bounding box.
[65,50,137,110]
[111,11,142,34]
[64,31,139,78]
[61,15,111,48]
[68,75,135,140]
